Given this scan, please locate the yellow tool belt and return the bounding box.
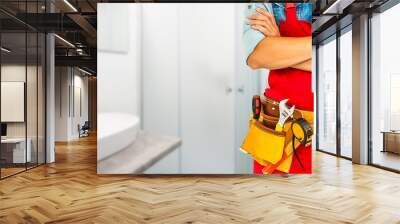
[241,97,314,173]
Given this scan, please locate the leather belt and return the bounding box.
[261,96,311,120]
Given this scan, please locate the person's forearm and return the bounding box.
[247,36,311,70]
[291,59,311,72]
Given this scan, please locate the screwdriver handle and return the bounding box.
[252,95,261,120]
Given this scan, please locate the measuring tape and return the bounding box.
[291,118,313,146]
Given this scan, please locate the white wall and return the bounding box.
[97,4,141,117]
[72,74,89,138]
[55,67,69,141]
[55,67,89,141]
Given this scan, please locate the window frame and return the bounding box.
[315,24,353,161]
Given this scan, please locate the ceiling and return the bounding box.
[0,0,100,74]
[1,0,396,73]
[312,0,391,44]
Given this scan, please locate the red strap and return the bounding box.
[285,3,296,8]
[285,3,297,20]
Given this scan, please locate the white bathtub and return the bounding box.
[98,112,140,161]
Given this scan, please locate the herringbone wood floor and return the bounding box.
[1,135,400,224]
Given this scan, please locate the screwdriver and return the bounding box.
[252,95,261,120]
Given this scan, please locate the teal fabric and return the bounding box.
[243,3,312,60]
[243,3,271,60]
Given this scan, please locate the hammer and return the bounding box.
[275,99,295,132]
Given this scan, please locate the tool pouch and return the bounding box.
[241,115,286,165]
[241,96,300,172]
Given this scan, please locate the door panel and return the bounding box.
[142,4,180,174]
[179,4,235,173]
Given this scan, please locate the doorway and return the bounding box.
[54,66,96,145]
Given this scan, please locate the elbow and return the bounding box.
[247,59,259,70]
[247,55,263,70]
[247,55,278,70]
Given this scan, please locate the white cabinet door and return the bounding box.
[142,4,181,174]
[179,4,236,173]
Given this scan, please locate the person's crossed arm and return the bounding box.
[244,6,311,71]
